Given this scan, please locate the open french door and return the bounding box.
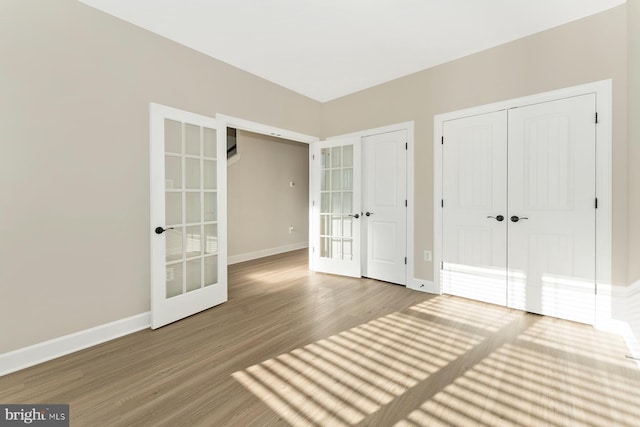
[312,137,362,277]
[150,103,227,329]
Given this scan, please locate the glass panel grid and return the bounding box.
[319,145,354,261]
[165,120,219,299]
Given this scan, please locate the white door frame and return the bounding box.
[325,121,415,286]
[433,80,612,322]
[215,114,319,268]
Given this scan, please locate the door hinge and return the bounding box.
[405,142,408,150]
[595,198,598,209]
[313,200,315,207]
[405,199,408,207]
[440,261,444,270]
[441,199,444,208]
[595,112,599,124]
[441,136,444,145]
[312,154,315,160]
[404,257,407,265]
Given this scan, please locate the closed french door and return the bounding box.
[442,94,596,324]
[313,137,362,278]
[150,103,227,329]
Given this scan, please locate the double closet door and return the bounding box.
[313,130,407,285]
[442,94,597,324]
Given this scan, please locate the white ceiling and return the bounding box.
[79,0,625,102]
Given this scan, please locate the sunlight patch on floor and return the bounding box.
[396,316,640,427]
[232,297,521,425]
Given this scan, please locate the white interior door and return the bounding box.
[362,130,407,285]
[312,137,361,277]
[150,103,227,329]
[442,111,508,306]
[507,94,596,324]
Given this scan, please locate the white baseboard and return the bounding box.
[408,278,439,294]
[595,281,640,367]
[0,312,150,377]
[228,242,308,265]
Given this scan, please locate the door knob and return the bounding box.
[365,212,374,217]
[487,215,504,222]
[155,226,174,234]
[349,213,360,219]
[510,216,528,223]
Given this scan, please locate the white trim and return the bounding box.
[595,281,640,367]
[227,242,309,265]
[0,313,151,377]
[215,114,319,145]
[433,80,613,308]
[323,122,415,287]
[411,278,438,294]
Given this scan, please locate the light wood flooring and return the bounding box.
[1,249,639,426]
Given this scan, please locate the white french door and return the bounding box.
[150,103,227,329]
[442,94,597,323]
[362,130,407,284]
[312,137,362,277]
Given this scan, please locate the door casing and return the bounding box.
[433,80,612,325]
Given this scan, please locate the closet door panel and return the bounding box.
[442,111,508,306]
[507,94,596,324]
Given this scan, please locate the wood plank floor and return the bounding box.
[2,249,639,426]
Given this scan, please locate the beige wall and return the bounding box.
[322,6,629,286]
[628,0,640,285]
[0,0,321,353]
[228,131,309,258]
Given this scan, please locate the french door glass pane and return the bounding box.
[203,160,217,189]
[204,224,218,254]
[186,225,202,257]
[343,145,353,167]
[321,169,330,191]
[186,193,201,223]
[166,264,183,298]
[164,119,219,300]
[165,193,182,225]
[166,228,183,262]
[186,259,201,292]
[204,255,218,286]
[319,145,354,261]
[203,127,217,157]
[185,159,200,189]
[331,147,342,167]
[204,193,217,221]
[185,124,201,156]
[165,156,181,189]
[164,119,181,154]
